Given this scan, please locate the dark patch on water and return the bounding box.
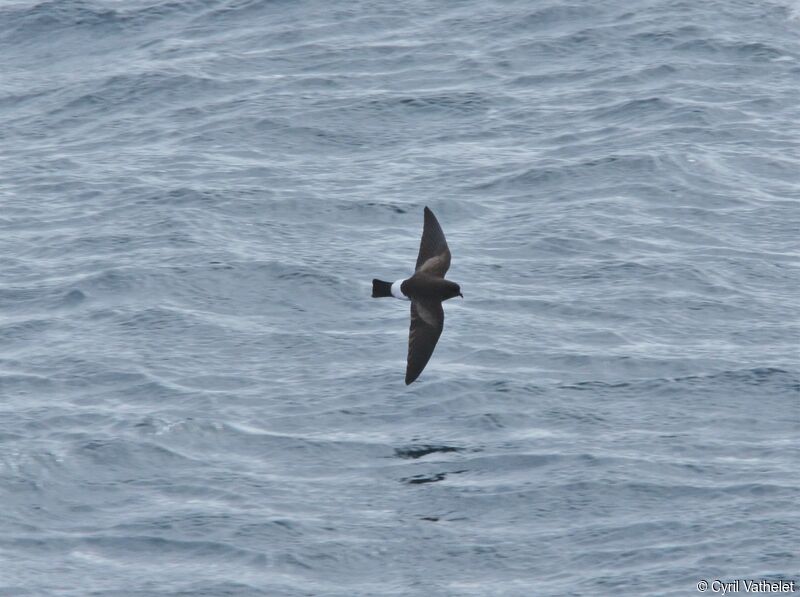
[403,470,467,485]
[394,445,462,459]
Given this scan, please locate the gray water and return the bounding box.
[1,1,799,595]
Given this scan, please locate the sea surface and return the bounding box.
[1,1,799,595]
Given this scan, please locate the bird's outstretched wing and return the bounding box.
[406,300,444,385]
[415,207,451,278]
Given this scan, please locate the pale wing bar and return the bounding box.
[415,207,451,277]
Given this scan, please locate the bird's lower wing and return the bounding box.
[406,301,444,385]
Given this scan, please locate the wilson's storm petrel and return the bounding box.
[372,207,462,385]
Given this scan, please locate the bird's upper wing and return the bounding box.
[415,207,451,278]
[405,300,444,385]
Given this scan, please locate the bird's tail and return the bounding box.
[372,279,393,298]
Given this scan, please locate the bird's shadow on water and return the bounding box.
[392,443,470,486]
[401,470,468,485]
[393,444,463,459]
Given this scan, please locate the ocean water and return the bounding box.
[1,0,799,595]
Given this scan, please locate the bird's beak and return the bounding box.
[459,293,464,298]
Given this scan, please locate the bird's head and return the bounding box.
[444,282,463,301]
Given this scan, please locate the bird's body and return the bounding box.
[401,274,461,303]
[371,207,461,385]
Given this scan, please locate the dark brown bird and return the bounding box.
[372,207,462,384]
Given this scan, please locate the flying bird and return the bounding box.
[372,207,462,385]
